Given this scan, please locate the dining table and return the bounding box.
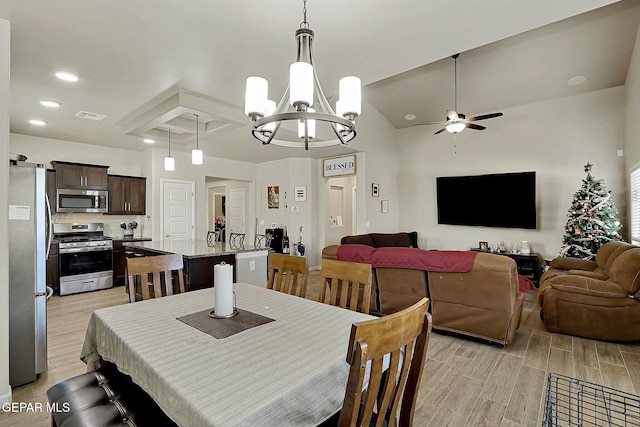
[80,282,374,427]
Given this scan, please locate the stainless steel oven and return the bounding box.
[54,223,113,295]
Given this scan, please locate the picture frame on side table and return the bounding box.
[479,241,489,252]
[372,183,380,197]
[381,200,389,213]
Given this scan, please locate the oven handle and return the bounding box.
[59,246,113,254]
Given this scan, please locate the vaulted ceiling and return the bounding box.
[1,0,637,163]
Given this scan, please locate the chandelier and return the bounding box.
[244,0,361,150]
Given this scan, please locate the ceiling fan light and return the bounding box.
[338,76,361,117]
[245,76,268,118]
[290,62,314,108]
[446,122,466,133]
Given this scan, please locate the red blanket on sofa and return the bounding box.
[336,244,537,292]
[337,245,477,272]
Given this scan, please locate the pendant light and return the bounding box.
[192,114,203,165]
[164,128,175,171]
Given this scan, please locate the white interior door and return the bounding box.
[228,188,245,236]
[162,180,194,240]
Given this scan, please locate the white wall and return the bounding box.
[0,18,11,406]
[625,22,640,193]
[256,158,318,265]
[353,99,400,234]
[396,87,626,259]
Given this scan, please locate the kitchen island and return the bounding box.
[123,239,269,293]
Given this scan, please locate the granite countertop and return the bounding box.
[111,236,152,242]
[122,239,268,259]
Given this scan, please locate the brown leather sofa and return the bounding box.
[322,245,524,345]
[538,242,640,341]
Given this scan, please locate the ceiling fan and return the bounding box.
[417,53,503,135]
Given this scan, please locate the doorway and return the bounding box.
[324,175,356,246]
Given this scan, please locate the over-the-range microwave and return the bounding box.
[56,189,108,213]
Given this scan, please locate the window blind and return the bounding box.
[631,167,640,245]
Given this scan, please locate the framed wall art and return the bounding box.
[268,186,279,209]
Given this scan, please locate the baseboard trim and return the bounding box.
[0,385,12,406]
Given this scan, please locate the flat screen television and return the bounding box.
[436,171,537,229]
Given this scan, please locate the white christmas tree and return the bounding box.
[559,162,624,259]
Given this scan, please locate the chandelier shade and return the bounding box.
[244,0,361,150]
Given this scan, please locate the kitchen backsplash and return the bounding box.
[52,213,151,239]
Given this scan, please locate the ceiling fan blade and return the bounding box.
[466,112,503,122]
[466,123,486,131]
[446,110,458,121]
[409,120,446,127]
[434,127,447,135]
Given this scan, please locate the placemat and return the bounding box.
[177,308,275,339]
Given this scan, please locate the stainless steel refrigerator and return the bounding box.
[8,160,50,387]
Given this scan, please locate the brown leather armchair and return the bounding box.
[538,246,640,341]
[539,241,635,287]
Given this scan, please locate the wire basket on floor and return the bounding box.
[543,372,640,426]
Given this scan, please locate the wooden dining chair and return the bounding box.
[319,259,373,314]
[335,298,432,427]
[267,253,309,298]
[126,254,185,303]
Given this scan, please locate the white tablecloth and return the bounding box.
[80,283,374,427]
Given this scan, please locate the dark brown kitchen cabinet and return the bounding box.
[46,169,57,213]
[108,175,146,215]
[52,161,109,190]
[47,241,59,295]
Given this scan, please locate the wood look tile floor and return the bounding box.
[2,271,639,427]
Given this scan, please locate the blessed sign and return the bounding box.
[323,155,356,177]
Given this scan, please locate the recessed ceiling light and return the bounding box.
[55,71,79,82]
[404,114,416,121]
[568,75,587,86]
[40,99,61,108]
[29,119,47,126]
[143,138,155,144]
